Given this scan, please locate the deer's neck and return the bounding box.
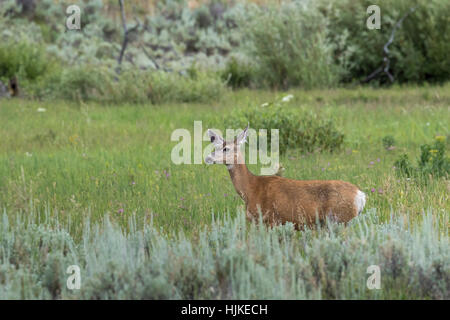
[228,162,255,203]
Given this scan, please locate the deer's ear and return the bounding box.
[207,129,224,146]
[236,124,249,145]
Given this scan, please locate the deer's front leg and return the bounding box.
[246,209,256,222]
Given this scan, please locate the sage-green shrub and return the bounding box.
[221,56,255,89]
[240,2,342,89]
[30,65,226,104]
[224,98,344,155]
[0,208,448,299]
[0,39,55,83]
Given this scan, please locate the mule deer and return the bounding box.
[205,125,366,228]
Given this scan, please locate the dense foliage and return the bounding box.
[321,0,450,84]
[395,135,449,179]
[224,96,344,154]
[0,209,448,299]
[238,1,341,89]
[1,0,449,101]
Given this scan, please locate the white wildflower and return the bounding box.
[37,108,46,112]
[281,94,294,102]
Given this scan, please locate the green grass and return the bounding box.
[0,85,449,299]
[1,85,448,237]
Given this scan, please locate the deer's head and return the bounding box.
[205,125,249,167]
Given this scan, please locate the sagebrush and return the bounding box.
[0,208,448,299]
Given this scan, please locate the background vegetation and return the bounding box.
[0,0,448,299]
[1,0,450,102]
[1,87,449,299]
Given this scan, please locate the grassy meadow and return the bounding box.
[0,85,449,299]
[1,85,449,234]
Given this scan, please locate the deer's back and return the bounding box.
[247,175,362,226]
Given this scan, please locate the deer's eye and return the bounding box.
[223,147,230,152]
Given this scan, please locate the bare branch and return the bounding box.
[117,0,140,72]
[362,6,416,84]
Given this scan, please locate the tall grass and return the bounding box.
[0,207,447,299]
[0,85,448,237]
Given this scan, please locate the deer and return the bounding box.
[205,125,366,229]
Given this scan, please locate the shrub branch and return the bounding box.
[363,6,417,84]
[117,0,140,72]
